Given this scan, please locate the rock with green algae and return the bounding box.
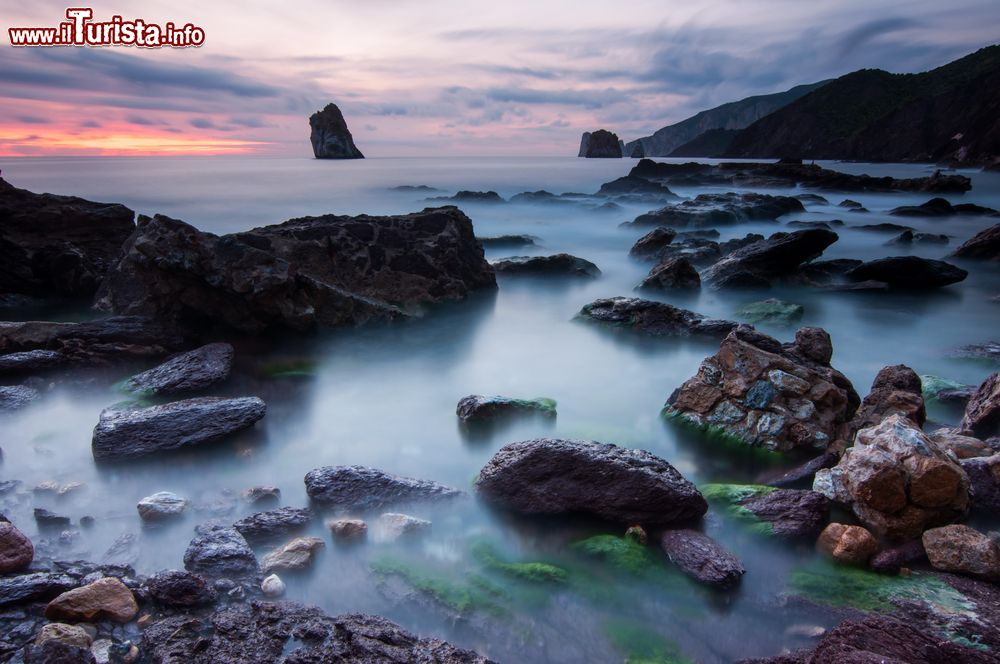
[701,483,777,536]
[469,540,568,584]
[370,556,509,616]
[456,395,556,423]
[920,374,975,405]
[604,620,694,664]
[701,483,830,537]
[736,299,805,325]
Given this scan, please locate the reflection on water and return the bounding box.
[1,156,999,662]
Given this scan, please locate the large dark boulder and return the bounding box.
[0,176,135,298]
[951,223,1000,260]
[492,254,600,277]
[844,256,967,289]
[628,192,804,228]
[475,438,708,525]
[304,465,462,510]
[701,229,838,289]
[581,129,623,158]
[124,342,233,396]
[308,103,364,159]
[889,197,999,217]
[91,396,266,460]
[578,297,737,338]
[659,529,745,588]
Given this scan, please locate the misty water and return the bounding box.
[2,156,999,662]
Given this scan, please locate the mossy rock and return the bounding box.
[736,299,805,326]
[919,374,967,400]
[662,409,785,463]
[370,556,508,616]
[605,620,694,664]
[573,535,658,576]
[701,483,777,535]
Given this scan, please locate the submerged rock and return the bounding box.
[813,414,970,540]
[428,191,505,204]
[596,175,677,198]
[628,192,804,228]
[476,438,708,525]
[961,373,1000,438]
[261,536,324,573]
[304,465,461,510]
[0,385,39,411]
[183,523,258,578]
[736,299,804,325]
[701,229,838,289]
[327,518,368,541]
[477,234,537,248]
[889,197,999,217]
[377,513,432,541]
[951,223,1000,260]
[91,396,266,460]
[233,507,312,543]
[456,395,556,423]
[922,524,1000,581]
[659,529,744,588]
[145,569,217,607]
[886,229,950,246]
[123,342,233,396]
[44,577,138,623]
[0,520,33,573]
[492,253,600,277]
[637,257,701,291]
[578,297,737,338]
[844,256,967,289]
[137,491,189,522]
[308,103,364,159]
[0,316,184,364]
[817,523,878,565]
[666,326,859,452]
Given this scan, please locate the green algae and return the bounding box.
[920,374,967,401]
[662,409,785,463]
[605,620,694,664]
[255,359,319,379]
[700,483,776,535]
[469,540,568,584]
[736,299,805,326]
[573,535,656,576]
[370,556,508,616]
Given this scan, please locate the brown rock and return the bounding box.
[849,364,926,436]
[908,457,965,508]
[638,257,701,291]
[817,523,878,565]
[929,428,994,459]
[961,453,1000,511]
[326,518,367,541]
[0,520,33,573]
[261,536,325,574]
[961,373,1000,438]
[35,623,93,648]
[922,524,1000,581]
[44,577,138,623]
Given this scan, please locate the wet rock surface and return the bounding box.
[0,349,65,375]
[44,577,138,623]
[637,257,701,291]
[476,438,708,525]
[492,253,600,277]
[91,396,266,460]
[960,453,1000,511]
[183,523,259,578]
[233,507,312,543]
[261,536,324,574]
[456,395,556,423]
[304,465,462,510]
[0,385,39,412]
[628,192,804,228]
[629,227,677,258]
[849,364,926,437]
[145,569,218,607]
[659,528,745,588]
[740,489,830,537]
[0,316,185,365]
[701,229,838,289]
[137,491,190,522]
[124,342,233,396]
[578,296,738,338]
[0,520,33,573]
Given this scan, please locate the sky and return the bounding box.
[1,0,998,157]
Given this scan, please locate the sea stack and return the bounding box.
[309,103,364,159]
[579,129,623,158]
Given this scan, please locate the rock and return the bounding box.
[845,256,968,289]
[35,623,93,648]
[855,222,914,233]
[0,175,135,298]
[961,454,1000,512]
[581,129,623,158]
[137,492,189,522]
[869,539,927,574]
[140,603,493,663]
[848,364,926,437]
[930,428,994,459]
[701,229,838,289]
[428,190,505,204]
[232,507,312,543]
[596,176,677,198]
[816,523,878,565]
[44,577,138,623]
[0,521,33,573]
[951,223,1000,260]
[477,234,537,248]
[475,438,707,525]
[658,529,745,588]
[123,343,233,396]
[629,227,677,258]
[645,235,763,266]
[813,414,970,539]
[182,523,258,578]
[492,254,600,277]
[308,103,363,159]
[91,396,266,460]
[326,518,368,541]
[637,257,701,291]
[757,451,840,487]
[145,569,217,607]
[628,192,804,228]
[304,465,461,510]
[890,197,999,217]
[796,194,829,205]
[839,199,864,209]
[577,297,737,338]
[34,509,70,528]
[736,299,804,325]
[738,488,830,537]
[0,316,184,365]
[886,229,950,246]
[261,536,324,574]
[954,342,1000,362]
[922,375,977,406]
[241,486,280,505]
[577,132,591,157]
[922,524,1000,581]
[94,209,495,335]
[260,574,285,598]
[666,326,860,452]
[508,191,571,205]
[376,513,431,541]
[0,572,77,607]
[456,395,556,423]
[0,385,40,411]
[24,640,97,664]
[0,350,65,375]
[961,373,1000,438]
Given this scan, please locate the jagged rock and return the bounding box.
[261,536,324,573]
[736,299,804,325]
[0,175,135,298]
[848,365,926,437]
[476,438,707,525]
[376,513,431,541]
[24,639,97,664]
[666,326,859,452]
[844,256,968,289]
[124,343,233,396]
[145,569,217,607]
[890,197,999,217]
[492,254,600,277]
[0,385,40,411]
[0,520,33,573]
[645,233,766,267]
[581,129,623,158]
[961,373,1000,438]
[922,524,1000,581]
[139,602,494,663]
[91,396,266,460]
[0,350,65,375]
[44,577,138,623]
[0,316,185,364]
[817,523,878,565]
[629,227,677,258]
[637,257,701,291]
[308,103,363,159]
[456,395,556,423]
[929,428,993,459]
[326,518,367,541]
[137,492,189,522]
[951,223,1000,260]
[813,414,970,540]
[659,529,744,588]
[94,209,495,335]
[577,297,737,338]
[738,489,830,537]
[869,539,927,574]
[960,454,1000,510]
[233,507,312,543]
[701,229,838,289]
[628,192,804,228]
[35,623,92,648]
[757,451,839,488]
[304,465,461,510]
[183,523,258,578]
[0,572,76,607]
